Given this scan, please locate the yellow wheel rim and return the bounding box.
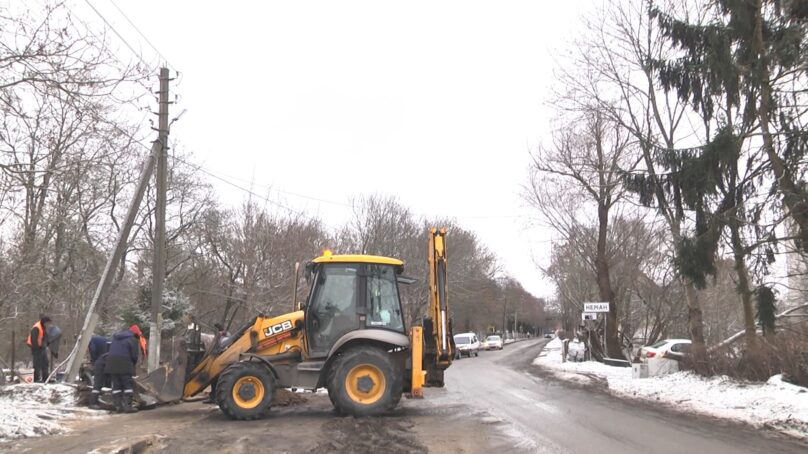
[232,375,265,409]
[344,364,386,405]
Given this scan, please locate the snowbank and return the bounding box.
[0,383,92,442]
[504,337,530,345]
[534,340,808,440]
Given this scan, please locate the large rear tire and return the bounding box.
[327,346,402,417]
[216,361,274,420]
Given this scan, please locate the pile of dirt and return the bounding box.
[314,416,427,453]
[274,388,308,407]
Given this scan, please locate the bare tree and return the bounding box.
[527,108,633,358]
[0,1,150,355]
[554,0,713,366]
[339,195,512,332]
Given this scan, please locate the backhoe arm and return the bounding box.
[427,227,452,367]
[411,227,454,396]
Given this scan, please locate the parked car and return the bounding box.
[641,339,691,361]
[484,334,503,350]
[543,333,554,339]
[454,333,480,358]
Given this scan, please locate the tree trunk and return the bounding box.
[596,204,620,358]
[668,216,708,371]
[728,216,758,351]
[683,280,708,373]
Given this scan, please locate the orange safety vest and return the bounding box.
[26,321,45,348]
[139,336,148,358]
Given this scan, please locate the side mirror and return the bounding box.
[304,261,315,283]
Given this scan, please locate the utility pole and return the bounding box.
[148,67,170,372]
[10,330,15,381]
[64,154,156,382]
[502,298,507,336]
[514,310,518,336]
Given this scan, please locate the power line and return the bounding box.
[173,153,342,231]
[106,0,176,71]
[173,154,526,222]
[172,157,352,208]
[87,117,339,229]
[172,156,524,220]
[82,0,149,68]
[103,116,523,223]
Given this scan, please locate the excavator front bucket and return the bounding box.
[135,340,187,405]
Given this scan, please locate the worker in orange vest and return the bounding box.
[138,335,147,362]
[26,316,53,383]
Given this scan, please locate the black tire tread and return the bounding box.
[216,361,274,421]
[326,346,402,417]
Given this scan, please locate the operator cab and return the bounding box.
[304,252,406,358]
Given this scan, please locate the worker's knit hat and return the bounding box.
[129,324,143,336]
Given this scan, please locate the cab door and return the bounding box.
[364,264,405,333]
[305,263,362,357]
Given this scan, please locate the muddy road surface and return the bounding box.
[4,339,806,453]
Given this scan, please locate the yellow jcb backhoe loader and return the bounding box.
[139,227,454,419]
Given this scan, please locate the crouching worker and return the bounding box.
[88,335,110,410]
[104,325,141,413]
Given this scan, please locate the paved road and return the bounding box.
[5,338,806,453]
[431,338,806,454]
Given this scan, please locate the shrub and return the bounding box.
[682,331,808,387]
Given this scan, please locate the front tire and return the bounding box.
[216,361,274,420]
[327,346,402,417]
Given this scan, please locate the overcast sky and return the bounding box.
[73,0,594,299]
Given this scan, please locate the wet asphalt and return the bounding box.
[430,338,807,454]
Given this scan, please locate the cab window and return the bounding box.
[366,264,404,332]
[307,264,360,354]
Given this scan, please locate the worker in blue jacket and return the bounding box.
[87,335,110,409]
[104,325,141,413]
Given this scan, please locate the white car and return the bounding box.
[640,339,691,361]
[454,333,480,358]
[484,334,503,350]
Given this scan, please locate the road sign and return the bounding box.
[582,312,597,321]
[584,302,610,313]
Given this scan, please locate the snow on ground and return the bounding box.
[534,338,808,440]
[504,337,530,345]
[0,383,95,442]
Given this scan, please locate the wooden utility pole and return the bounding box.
[501,298,507,336]
[10,329,15,382]
[64,67,170,382]
[64,155,156,382]
[148,67,170,373]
